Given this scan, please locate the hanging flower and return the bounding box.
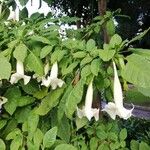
[0,97,8,109]
[102,61,134,120]
[41,61,64,90]
[77,81,99,121]
[10,60,31,85]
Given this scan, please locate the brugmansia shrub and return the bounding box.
[0,8,150,150]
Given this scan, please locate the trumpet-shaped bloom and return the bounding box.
[41,62,64,90]
[102,61,134,120]
[10,60,31,85]
[0,97,7,109]
[77,81,99,121]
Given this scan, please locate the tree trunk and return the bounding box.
[98,0,110,43]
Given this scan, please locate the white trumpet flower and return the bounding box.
[102,61,134,120]
[10,60,31,85]
[0,97,8,109]
[41,62,64,90]
[77,81,99,121]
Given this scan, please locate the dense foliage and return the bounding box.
[0,0,150,149]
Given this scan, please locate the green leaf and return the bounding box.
[17,96,36,107]
[137,87,150,97]
[10,135,23,150]
[0,56,11,80]
[90,137,99,150]
[90,59,101,76]
[0,139,6,150]
[139,142,150,150]
[122,54,150,88]
[54,144,77,150]
[119,128,127,141]
[96,130,107,140]
[6,128,21,140]
[30,35,51,44]
[128,27,150,44]
[4,87,21,115]
[65,79,85,119]
[73,51,87,58]
[106,20,115,36]
[35,87,64,115]
[43,127,57,148]
[33,128,43,149]
[75,117,88,130]
[63,61,79,75]
[0,120,7,130]
[40,45,53,59]
[80,55,93,66]
[27,112,39,138]
[51,49,67,63]
[86,39,96,51]
[81,64,92,78]
[57,85,73,121]
[99,50,115,61]
[19,7,28,20]
[57,115,71,143]
[19,0,28,6]
[130,140,139,150]
[13,43,27,62]
[98,143,109,150]
[26,52,44,76]
[109,34,122,48]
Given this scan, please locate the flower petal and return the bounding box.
[0,97,8,109]
[10,73,22,84]
[102,102,118,120]
[77,107,85,119]
[92,108,100,121]
[23,75,31,85]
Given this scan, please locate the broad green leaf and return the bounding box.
[40,45,53,59]
[90,137,99,150]
[0,56,11,80]
[15,107,31,123]
[33,88,48,99]
[96,130,107,140]
[129,48,150,60]
[65,79,85,119]
[30,35,51,44]
[33,128,43,149]
[6,128,21,140]
[73,51,87,58]
[109,34,122,48]
[27,112,39,137]
[86,39,96,51]
[57,85,73,121]
[81,64,92,78]
[10,135,23,150]
[99,50,115,61]
[13,43,27,62]
[106,20,115,36]
[54,144,77,150]
[137,87,150,97]
[26,52,44,76]
[0,120,7,129]
[75,117,88,130]
[98,143,109,150]
[19,7,28,20]
[90,59,100,76]
[139,142,150,150]
[43,127,57,148]
[17,96,35,107]
[122,54,150,88]
[119,128,127,141]
[0,139,5,150]
[80,55,93,66]
[62,61,79,75]
[130,140,139,150]
[35,87,64,115]
[51,49,67,63]
[57,115,71,143]
[4,87,21,115]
